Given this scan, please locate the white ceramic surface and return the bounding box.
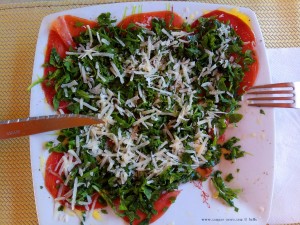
[30,2,275,225]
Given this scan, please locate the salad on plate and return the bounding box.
[32,5,261,225]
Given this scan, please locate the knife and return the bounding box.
[0,114,102,140]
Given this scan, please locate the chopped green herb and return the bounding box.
[222,137,245,160]
[228,113,243,123]
[101,209,108,214]
[27,76,44,91]
[53,95,59,111]
[211,171,241,212]
[49,48,62,68]
[75,21,84,27]
[260,109,265,115]
[225,173,234,182]
[169,196,176,203]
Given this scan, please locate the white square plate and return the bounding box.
[30,2,275,225]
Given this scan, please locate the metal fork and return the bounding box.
[247,82,300,108]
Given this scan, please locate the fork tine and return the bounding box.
[248,103,295,108]
[247,82,299,108]
[248,97,294,101]
[249,82,294,89]
[247,90,294,95]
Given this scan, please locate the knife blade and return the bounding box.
[0,114,102,140]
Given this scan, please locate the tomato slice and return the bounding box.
[198,10,255,43]
[118,11,184,29]
[150,190,181,223]
[43,16,97,112]
[44,29,68,63]
[45,152,105,210]
[46,15,97,62]
[45,152,69,200]
[51,15,98,48]
[63,15,98,37]
[192,10,259,94]
[42,29,69,111]
[51,16,75,48]
[123,210,147,225]
[238,56,258,95]
[41,78,69,113]
[116,190,181,225]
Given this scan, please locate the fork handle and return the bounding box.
[0,114,101,140]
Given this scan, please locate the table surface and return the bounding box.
[0,0,299,224]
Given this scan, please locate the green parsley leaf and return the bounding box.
[49,48,62,68]
[225,173,234,182]
[27,76,44,91]
[228,113,243,123]
[222,137,245,160]
[260,109,265,115]
[75,21,84,27]
[211,171,241,212]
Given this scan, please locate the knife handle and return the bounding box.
[0,114,101,140]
